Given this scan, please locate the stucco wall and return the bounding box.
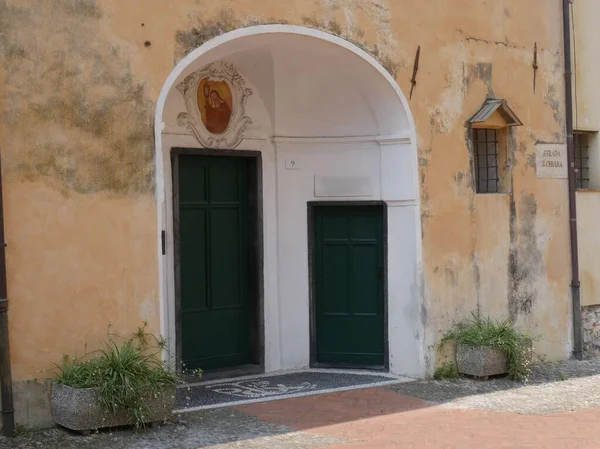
[573,0,600,133]
[0,0,162,391]
[577,192,600,307]
[0,0,573,401]
[573,0,600,318]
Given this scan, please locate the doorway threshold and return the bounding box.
[181,364,263,385]
[175,368,412,413]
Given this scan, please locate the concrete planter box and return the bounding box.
[456,344,509,378]
[51,383,176,432]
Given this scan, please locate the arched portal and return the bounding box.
[155,25,424,377]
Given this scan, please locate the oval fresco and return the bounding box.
[197,78,233,134]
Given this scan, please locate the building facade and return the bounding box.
[0,0,581,428]
[573,0,600,356]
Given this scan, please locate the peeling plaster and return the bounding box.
[444,261,459,287]
[509,192,545,321]
[544,84,564,129]
[176,5,401,77]
[321,0,399,64]
[427,45,467,135]
[466,62,494,99]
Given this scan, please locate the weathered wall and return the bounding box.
[0,0,161,381]
[0,0,573,422]
[120,0,571,369]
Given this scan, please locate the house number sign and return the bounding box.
[285,159,300,170]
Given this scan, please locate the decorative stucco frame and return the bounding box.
[176,61,253,148]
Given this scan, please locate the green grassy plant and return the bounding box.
[442,313,536,381]
[54,323,178,429]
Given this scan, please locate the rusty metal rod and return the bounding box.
[0,145,14,437]
[562,0,583,360]
[0,301,14,437]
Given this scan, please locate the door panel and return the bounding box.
[322,244,350,314]
[209,207,242,308]
[180,208,208,312]
[178,155,250,371]
[314,205,384,367]
[351,244,380,315]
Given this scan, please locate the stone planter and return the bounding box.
[51,383,176,432]
[456,344,509,378]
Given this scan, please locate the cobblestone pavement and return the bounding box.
[388,358,600,414]
[3,359,600,448]
[0,408,346,449]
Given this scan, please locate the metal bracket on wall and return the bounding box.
[533,42,538,93]
[409,46,421,100]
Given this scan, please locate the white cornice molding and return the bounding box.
[385,199,418,207]
[160,131,411,146]
[162,129,269,142]
[272,134,411,147]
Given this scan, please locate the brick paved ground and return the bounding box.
[239,387,600,448]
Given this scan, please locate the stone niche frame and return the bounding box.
[176,61,253,149]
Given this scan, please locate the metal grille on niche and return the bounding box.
[574,132,590,189]
[474,128,499,194]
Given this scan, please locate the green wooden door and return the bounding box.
[314,205,385,367]
[178,155,250,371]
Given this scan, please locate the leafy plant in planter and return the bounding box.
[51,323,179,432]
[442,314,536,381]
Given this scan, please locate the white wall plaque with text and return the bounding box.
[536,144,568,179]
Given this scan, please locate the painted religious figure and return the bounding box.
[197,78,233,134]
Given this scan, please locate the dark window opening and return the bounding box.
[473,128,499,193]
[574,132,590,189]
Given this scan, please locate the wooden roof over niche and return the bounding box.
[469,99,523,127]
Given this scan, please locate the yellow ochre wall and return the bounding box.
[0,0,572,392]
[573,0,600,307]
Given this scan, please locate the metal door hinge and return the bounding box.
[161,230,166,255]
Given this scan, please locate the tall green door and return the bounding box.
[177,155,251,371]
[313,205,385,367]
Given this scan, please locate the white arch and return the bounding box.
[154,25,424,377]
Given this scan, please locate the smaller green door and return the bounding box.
[178,155,251,371]
[313,205,385,367]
